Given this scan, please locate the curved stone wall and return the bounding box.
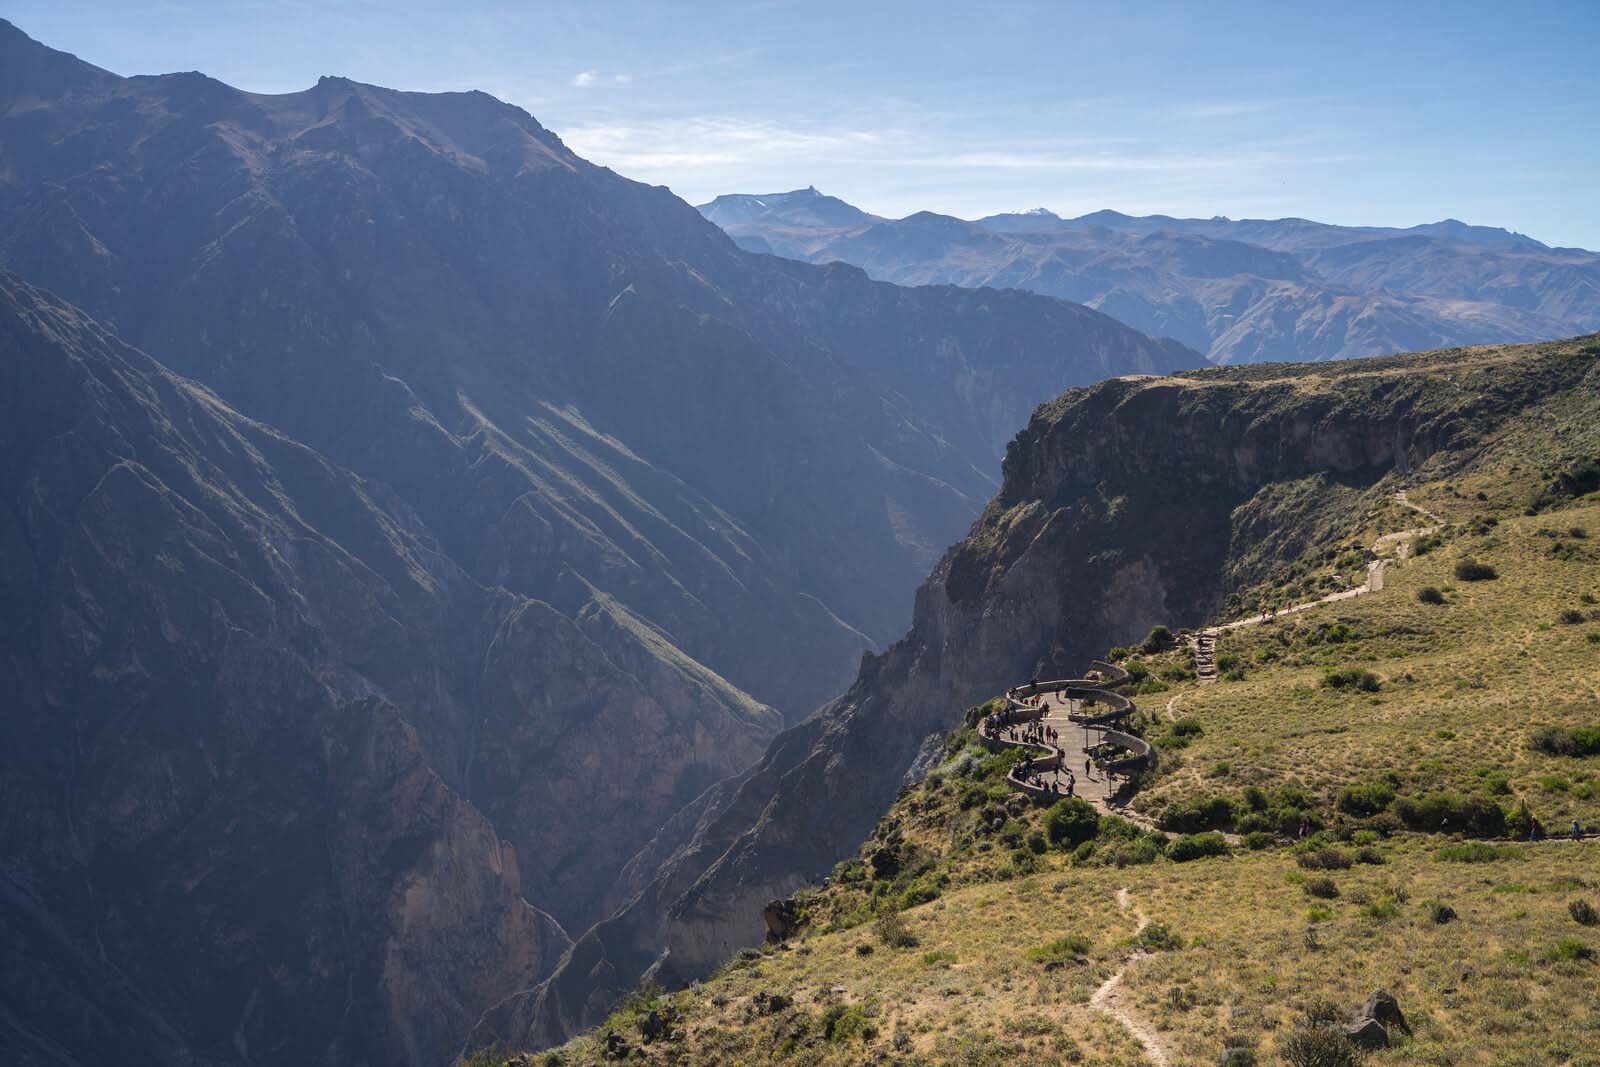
[982,659,1154,800]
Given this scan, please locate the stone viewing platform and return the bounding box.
[977,662,1155,809]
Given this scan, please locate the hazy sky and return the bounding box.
[8,0,1599,247]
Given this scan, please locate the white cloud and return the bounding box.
[570,70,630,89]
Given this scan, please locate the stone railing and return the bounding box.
[981,659,1154,800]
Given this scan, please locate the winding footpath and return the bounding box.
[1191,491,1445,661]
[1089,888,1171,1067]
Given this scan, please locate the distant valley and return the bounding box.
[700,188,1600,364]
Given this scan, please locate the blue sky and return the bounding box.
[8,0,1599,247]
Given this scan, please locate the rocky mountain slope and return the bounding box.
[0,20,1199,1067]
[0,271,580,1067]
[506,333,1600,1049]
[700,189,1600,364]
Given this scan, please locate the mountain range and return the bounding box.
[699,188,1600,364]
[0,20,1198,1067]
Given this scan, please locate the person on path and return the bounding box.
[1573,819,1583,840]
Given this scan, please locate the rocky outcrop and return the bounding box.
[516,337,1600,1049]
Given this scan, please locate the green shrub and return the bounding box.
[1411,532,1444,556]
[1280,1025,1360,1067]
[874,910,919,948]
[899,878,941,909]
[1543,938,1595,963]
[1394,791,1507,836]
[1362,897,1401,921]
[1297,847,1353,871]
[1570,899,1600,926]
[1304,877,1339,899]
[1427,900,1457,924]
[1159,795,1236,833]
[821,1002,877,1042]
[1043,797,1100,848]
[1454,558,1498,581]
[1322,667,1381,692]
[1109,840,1161,867]
[1417,586,1446,605]
[1335,781,1395,817]
[1167,832,1231,862]
[1142,625,1175,653]
[1027,934,1091,963]
[1134,921,1183,951]
[1559,608,1586,624]
[1353,846,1385,865]
[1243,830,1276,850]
[1170,717,1204,737]
[1529,725,1600,757]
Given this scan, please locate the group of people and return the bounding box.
[1015,763,1076,798]
[980,702,1082,798]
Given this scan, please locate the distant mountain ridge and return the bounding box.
[698,188,1600,363]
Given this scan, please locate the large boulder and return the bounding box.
[1344,1016,1390,1050]
[1362,988,1410,1033]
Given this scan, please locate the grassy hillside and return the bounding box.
[486,338,1600,1067]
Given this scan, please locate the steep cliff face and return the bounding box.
[513,336,1600,1047]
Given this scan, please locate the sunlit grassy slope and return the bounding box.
[497,338,1599,1067]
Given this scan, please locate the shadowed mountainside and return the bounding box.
[0,20,1200,1067]
[700,189,1600,364]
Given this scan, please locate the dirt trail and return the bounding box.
[1210,491,1441,636]
[1089,888,1170,1067]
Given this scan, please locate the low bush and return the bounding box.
[1027,934,1091,963]
[1336,781,1395,817]
[1142,625,1175,653]
[1170,717,1204,737]
[1543,938,1595,963]
[1304,876,1339,899]
[820,1002,877,1043]
[1243,830,1276,850]
[1322,667,1381,692]
[1394,791,1508,836]
[1109,840,1162,867]
[1160,794,1236,833]
[1559,608,1587,624]
[1353,846,1385,865]
[1280,1025,1361,1067]
[1168,832,1231,862]
[1530,725,1600,757]
[1297,847,1354,871]
[1043,797,1100,848]
[1362,896,1401,921]
[1417,585,1446,605]
[1427,900,1457,924]
[1134,921,1183,951]
[874,911,919,948]
[1454,558,1498,581]
[1570,899,1600,926]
